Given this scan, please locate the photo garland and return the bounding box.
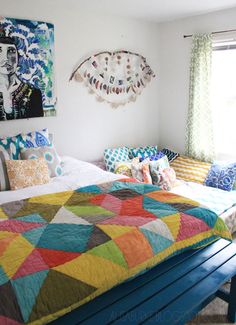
[70,50,155,108]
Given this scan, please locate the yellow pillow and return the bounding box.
[6,157,50,190]
[170,155,211,184]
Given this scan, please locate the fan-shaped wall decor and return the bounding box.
[69,50,155,108]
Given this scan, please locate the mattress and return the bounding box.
[0,156,123,204]
[171,181,236,233]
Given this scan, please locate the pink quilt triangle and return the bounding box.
[176,213,211,242]
[13,249,49,279]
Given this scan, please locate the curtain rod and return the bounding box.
[183,28,236,38]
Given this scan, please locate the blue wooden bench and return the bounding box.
[51,239,236,325]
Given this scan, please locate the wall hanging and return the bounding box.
[70,50,155,108]
[0,17,56,121]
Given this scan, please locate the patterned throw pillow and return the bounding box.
[20,145,62,177]
[19,128,51,149]
[131,158,150,183]
[0,129,51,160]
[114,161,132,177]
[161,148,179,163]
[104,147,130,172]
[142,163,152,184]
[0,150,10,191]
[0,136,21,159]
[129,146,158,159]
[149,156,170,185]
[139,151,164,162]
[6,158,50,190]
[205,162,236,191]
[159,168,177,190]
[170,155,211,184]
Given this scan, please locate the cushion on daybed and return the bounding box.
[170,155,211,184]
[104,147,130,172]
[129,145,158,159]
[205,162,236,192]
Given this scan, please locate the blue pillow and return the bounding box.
[104,147,130,172]
[139,151,164,162]
[205,162,236,191]
[19,128,51,149]
[129,146,158,159]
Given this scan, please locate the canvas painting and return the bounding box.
[0,17,56,121]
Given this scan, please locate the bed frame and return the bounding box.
[51,238,236,325]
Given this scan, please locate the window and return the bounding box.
[211,41,236,160]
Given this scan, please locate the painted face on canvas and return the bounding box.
[0,43,18,75]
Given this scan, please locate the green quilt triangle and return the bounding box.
[88,240,128,268]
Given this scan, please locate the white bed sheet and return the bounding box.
[0,156,123,204]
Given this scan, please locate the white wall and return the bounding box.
[158,7,236,154]
[0,0,160,161]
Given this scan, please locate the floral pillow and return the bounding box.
[205,162,236,191]
[114,161,133,177]
[129,146,158,159]
[104,147,130,172]
[131,158,150,183]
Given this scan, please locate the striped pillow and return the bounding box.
[0,150,10,191]
[170,155,211,184]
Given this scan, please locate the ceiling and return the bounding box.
[77,0,236,22]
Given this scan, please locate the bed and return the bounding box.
[0,157,235,325]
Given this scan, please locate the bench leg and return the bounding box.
[228,275,236,323]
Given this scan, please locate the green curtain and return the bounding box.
[185,34,215,162]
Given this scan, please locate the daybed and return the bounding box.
[0,156,235,325]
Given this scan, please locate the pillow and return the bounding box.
[170,155,211,184]
[139,151,164,162]
[131,158,150,183]
[0,150,10,191]
[114,161,132,177]
[129,146,158,159]
[0,129,51,160]
[19,128,51,149]
[104,147,130,172]
[161,148,179,163]
[6,158,50,190]
[142,163,152,184]
[20,145,62,177]
[159,167,177,191]
[0,136,21,159]
[205,162,236,191]
[149,156,170,185]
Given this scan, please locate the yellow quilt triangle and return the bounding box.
[54,253,127,288]
[161,213,181,240]
[29,191,74,205]
[97,224,135,239]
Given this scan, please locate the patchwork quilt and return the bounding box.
[0,179,231,325]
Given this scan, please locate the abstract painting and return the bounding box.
[0,17,56,121]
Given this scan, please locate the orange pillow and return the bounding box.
[6,157,50,190]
